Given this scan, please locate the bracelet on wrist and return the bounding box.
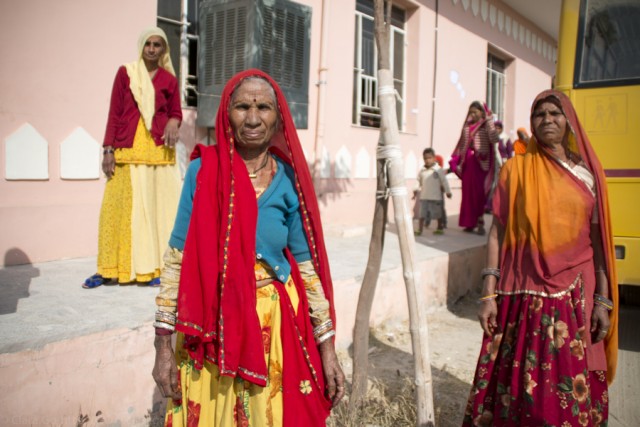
[315,329,335,345]
[103,147,114,155]
[477,293,498,303]
[594,294,613,311]
[481,267,501,281]
[153,321,176,333]
[155,310,176,326]
[313,319,334,338]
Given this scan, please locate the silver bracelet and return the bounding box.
[313,319,333,336]
[155,310,176,326]
[481,267,501,280]
[315,329,336,344]
[153,321,176,332]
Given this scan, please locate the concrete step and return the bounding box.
[0,221,489,426]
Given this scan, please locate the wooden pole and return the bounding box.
[349,141,389,412]
[364,1,436,425]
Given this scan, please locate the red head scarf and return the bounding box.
[175,70,336,387]
[493,89,618,382]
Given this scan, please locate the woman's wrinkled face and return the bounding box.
[532,101,567,146]
[142,36,165,64]
[468,107,484,124]
[229,79,279,150]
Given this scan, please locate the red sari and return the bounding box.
[174,70,335,426]
[463,90,618,426]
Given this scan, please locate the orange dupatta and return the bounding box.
[493,90,618,383]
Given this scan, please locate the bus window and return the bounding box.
[575,0,640,86]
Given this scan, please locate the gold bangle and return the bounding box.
[478,293,498,302]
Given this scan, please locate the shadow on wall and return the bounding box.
[0,248,40,315]
[314,161,353,207]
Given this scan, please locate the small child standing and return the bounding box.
[413,148,452,235]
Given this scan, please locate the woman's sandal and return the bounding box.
[82,274,107,289]
[147,277,161,287]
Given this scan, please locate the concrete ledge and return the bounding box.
[0,324,164,427]
[0,222,487,426]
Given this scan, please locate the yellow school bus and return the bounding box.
[556,0,640,287]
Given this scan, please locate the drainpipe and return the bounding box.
[312,0,330,192]
[180,0,189,106]
[428,0,439,148]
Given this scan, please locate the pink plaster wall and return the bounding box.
[0,0,557,265]
[0,325,163,426]
[0,0,157,266]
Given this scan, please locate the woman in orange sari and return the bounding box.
[463,90,618,426]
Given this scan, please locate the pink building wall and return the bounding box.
[0,0,557,266]
[0,0,157,266]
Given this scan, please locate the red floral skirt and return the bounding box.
[463,285,608,426]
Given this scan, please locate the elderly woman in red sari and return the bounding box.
[463,90,618,426]
[151,70,345,426]
[451,101,500,235]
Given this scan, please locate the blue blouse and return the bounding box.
[169,155,312,282]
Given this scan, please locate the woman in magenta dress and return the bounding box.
[451,101,500,235]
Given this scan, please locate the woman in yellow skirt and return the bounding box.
[152,70,345,426]
[83,27,182,288]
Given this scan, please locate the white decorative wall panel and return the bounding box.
[60,127,100,180]
[335,145,352,179]
[472,0,480,16]
[5,123,49,180]
[355,147,370,179]
[405,151,417,180]
[320,146,331,178]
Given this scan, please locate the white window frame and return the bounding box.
[158,0,199,107]
[486,53,506,121]
[353,9,406,130]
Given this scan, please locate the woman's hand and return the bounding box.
[591,305,611,344]
[318,339,345,407]
[152,335,181,400]
[478,299,498,336]
[102,152,115,179]
[162,118,180,148]
[483,102,492,117]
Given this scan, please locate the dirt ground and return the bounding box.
[331,295,483,427]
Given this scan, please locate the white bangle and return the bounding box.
[315,330,336,344]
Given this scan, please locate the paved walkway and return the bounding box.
[0,216,489,354]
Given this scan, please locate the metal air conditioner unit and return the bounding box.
[197,0,312,128]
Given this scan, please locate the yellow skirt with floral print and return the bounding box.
[165,272,300,427]
[97,118,180,283]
